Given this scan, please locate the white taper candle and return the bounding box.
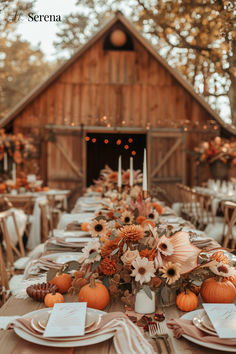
[129,157,133,187]
[3,152,8,171]
[118,155,122,188]
[142,148,147,191]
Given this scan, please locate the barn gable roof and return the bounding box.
[1,12,235,135]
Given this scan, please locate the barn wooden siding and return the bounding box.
[11,21,218,201]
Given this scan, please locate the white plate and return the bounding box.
[53,230,90,238]
[14,308,114,347]
[41,252,82,263]
[181,310,236,352]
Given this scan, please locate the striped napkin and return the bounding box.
[13,312,154,354]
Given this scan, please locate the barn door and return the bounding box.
[148,129,186,198]
[46,129,86,200]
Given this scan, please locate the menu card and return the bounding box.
[203,303,236,338]
[43,302,87,337]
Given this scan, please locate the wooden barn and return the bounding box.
[0,12,235,203]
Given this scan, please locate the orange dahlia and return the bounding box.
[141,219,156,228]
[100,257,116,275]
[118,224,145,242]
[109,172,118,182]
[101,238,121,258]
[139,248,156,261]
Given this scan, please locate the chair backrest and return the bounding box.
[222,201,236,248]
[38,200,50,243]
[0,210,25,270]
[0,243,10,305]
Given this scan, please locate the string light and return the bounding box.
[92,138,96,143]
[104,139,109,144]
[124,145,129,150]
[128,138,133,143]
[131,151,136,156]
[116,139,121,145]
[85,136,90,141]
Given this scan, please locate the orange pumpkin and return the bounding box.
[81,222,90,232]
[44,291,64,307]
[200,277,236,303]
[136,216,146,224]
[0,183,6,193]
[78,274,110,310]
[50,273,72,294]
[176,290,198,312]
[152,203,163,215]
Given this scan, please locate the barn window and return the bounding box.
[103,27,134,51]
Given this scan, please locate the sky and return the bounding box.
[16,0,79,60]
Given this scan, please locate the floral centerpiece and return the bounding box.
[65,193,236,310]
[194,136,236,179]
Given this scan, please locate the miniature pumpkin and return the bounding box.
[50,273,72,294]
[44,291,64,307]
[200,277,236,303]
[78,274,110,310]
[81,222,89,232]
[176,290,198,311]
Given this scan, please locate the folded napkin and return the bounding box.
[66,222,81,231]
[0,316,21,329]
[13,312,153,354]
[44,239,84,253]
[191,238,220,249]
[23,258,63,279]
[167,318,236,346]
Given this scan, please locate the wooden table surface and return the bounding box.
[0,294,220,354]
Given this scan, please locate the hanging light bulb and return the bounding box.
[104,139,109,144]
[85,136,90,141]
[116,139,122,145]
[92,138,96,143]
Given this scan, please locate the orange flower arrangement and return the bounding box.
[210,251,229,264]
[139,248,156,261]
[101,238,122,258]
[141,219,155,229]
[100,257,116,275]
[118,224,145,242]
[136,216,146,224]
[152,203,163,215]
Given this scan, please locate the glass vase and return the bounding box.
[157,285,177,307]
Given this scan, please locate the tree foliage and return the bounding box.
[0,0,54,119]
[54,0,236,124]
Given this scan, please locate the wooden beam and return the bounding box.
[54,141,83,178]
[151,138,181,178]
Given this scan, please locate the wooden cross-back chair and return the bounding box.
[193,191,215,229]
[222,201,236,249]
[0,210,25,273]
[38,200,50,243]
[0,243,10,305]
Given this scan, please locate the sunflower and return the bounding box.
[157,236,174,256]
[159,262,180,285]
[121,211,134,225]
[89,219,108,238]
[79,240,101,264]
[100,257,117,275]
[146,209,159,222]
[210,262,236,277]
[118,224,145,242]
[131,256,156,284]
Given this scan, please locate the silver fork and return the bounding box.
[158,322,174,354]
[148,323,162,353]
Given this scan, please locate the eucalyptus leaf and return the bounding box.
[64,261,80,272]
[117,219,123,226]
[85,271,92,279]
[88,251,98,259]
[46,268,58,282]
[95,215,107,221]
[142,285,153,300]
[110,247,119,256]
[159,229,166,237]
[92,261,101,272]
[102,276,110,289]
[123,243,127,253]
[114,212,121,218]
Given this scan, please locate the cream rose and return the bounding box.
[121,248,140,265]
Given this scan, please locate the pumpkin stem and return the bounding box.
[51,287,56,295]
[89,273,98,288]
